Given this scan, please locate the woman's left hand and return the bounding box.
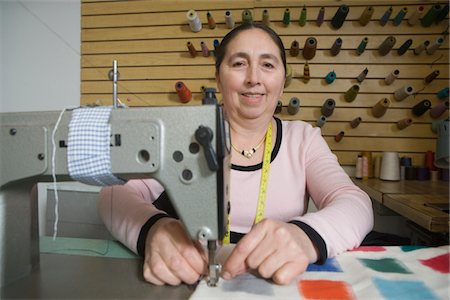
[221,219,318,285]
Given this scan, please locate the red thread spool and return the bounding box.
[175,81,192,103]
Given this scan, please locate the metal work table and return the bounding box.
[1,253,194,299]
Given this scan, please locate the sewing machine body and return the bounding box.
[0,105,230,288]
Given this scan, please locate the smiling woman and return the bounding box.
[98,22,374,287]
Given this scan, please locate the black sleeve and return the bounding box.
[288,220,328,265]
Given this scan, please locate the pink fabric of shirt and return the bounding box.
[98,119,373,258]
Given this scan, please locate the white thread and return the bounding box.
[51,107,69,240]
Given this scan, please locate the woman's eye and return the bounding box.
[232,61,245,67]
[263,62,274,69]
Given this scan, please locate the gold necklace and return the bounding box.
[231,130,267,159]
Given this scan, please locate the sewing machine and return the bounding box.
[0,104,230,290]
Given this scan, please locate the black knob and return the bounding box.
[195,126,219,171]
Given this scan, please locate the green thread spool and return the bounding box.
[283,8,291,26]
[356,37,368,55]
[421,4,441,27]
[242,9,253,25]
[344,85,360,102]
[331,4,349,29]
[262,9,270,26]
[316,7,325,26]
[303,37,317,60]
[393,7,407,26]
[378,35,396,56]
[435,4,449,24]
[359,6,374,26]
[287,97,300,115]
[290,40,300,57]
[299,5,307,26]
[379,6,392,26]
[397,39,412,56]
[437,87,449,100]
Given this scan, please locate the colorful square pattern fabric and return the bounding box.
[189,245,449,300]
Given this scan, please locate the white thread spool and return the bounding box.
[385,69,400,85]
[380,152,400,181]
[426,36,444,55]
[225,10,235,28]
[187,9,202,32]
[394,85,415,101]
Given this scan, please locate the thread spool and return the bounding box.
[303,37,317,60]
[416,167,430,181]
[287,97,300,115]
[224,10,235,29]
[290,40,300,57]
[299,6,307,26]
[405,166,416,180]
[330,38,343,56]
[425,150,436,171]
[350,117,362,128]
[262,9,270,26]
[187,41,197,57]
[408,6,424,25]
[316,115,327,127]
[275,100,282,114]
[303,62,310,82]
[397,118,413,130]
[206,11,216,29]
[213,39,220,55]
[283,8,291,26]
[331,4,349,29]
[344,85,360,102]
[372,98,391,118]
[186,9,202,32]
[359,6,374,26]
[321,98,336,117]
[325,71,336,84]
[400,156,412,167]
[393,7,408,26]
[421,4,441,27]
[175,81,192,103]
[357,68,368,83]
[430,100,449,118]
[356,37,368,55]
[335,131,345,142]
[378,36,396,56]
[424,70,440,84]
[435,4,449,24]
[361,151,373,178]
[242,9,253,24]
[285,64,292,87]
[316,7,325,26]
[426,36,444,55]
[200,41,209,57]
[412,99,432,116]
[385,69,400,85]
[380,152,400,181]
[414,40,430,55]
[397,39,412,56]
[394,85,414,101]
[379,6,393,26]
[355,155,363,179]
[437,87,449,100]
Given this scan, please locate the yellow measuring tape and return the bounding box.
[223,122,273,244]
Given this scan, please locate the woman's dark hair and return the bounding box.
[214,23,287,75]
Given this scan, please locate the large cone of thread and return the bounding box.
[331,5,349,29]
[303,37,317,60]
[394,85,414,101]
[372,98,391,117]
[344,85,360,102]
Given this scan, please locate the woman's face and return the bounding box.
[216,28,285,123]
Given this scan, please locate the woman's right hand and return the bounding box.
[142,217,207,285]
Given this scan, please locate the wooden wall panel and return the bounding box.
[80,0,449,166]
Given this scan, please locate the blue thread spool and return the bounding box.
[379,6,392,26]
[325,71,336,84]
[393,7,407,26]
[213,39,220,57]
[331,4,349,29]
[437,87,449,100]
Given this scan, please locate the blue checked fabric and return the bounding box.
[67,106,125,186]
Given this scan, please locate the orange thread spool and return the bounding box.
[175,81,192,103]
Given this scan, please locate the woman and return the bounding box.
[98,23,373,286]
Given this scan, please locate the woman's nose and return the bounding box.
[246,66,260,86]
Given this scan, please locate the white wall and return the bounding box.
[0,0,80,113]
